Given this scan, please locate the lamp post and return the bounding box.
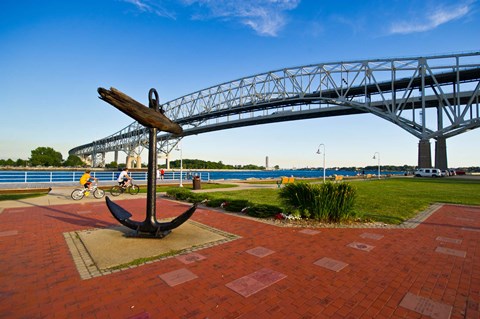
[175,142,183,187]
[316,144,326,183]
[373,152,380,179]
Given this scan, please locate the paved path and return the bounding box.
[0,187,479,318]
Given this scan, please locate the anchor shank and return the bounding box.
[145,125,157,224]
[145,89,159,225]
[104,87,196,238]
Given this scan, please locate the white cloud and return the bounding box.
[389,3,471,34]
[184,0,301,36]
[124,0,150,11]
[123,0,300,36]
[123,0,176,19]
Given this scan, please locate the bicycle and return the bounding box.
[71,181,105,200]
[110,180,140,196]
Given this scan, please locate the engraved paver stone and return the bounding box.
[347,242,375,252]
[226,268,286,297]
[435,236,462,244]
[176,252,207,264]
[314,257,348,272]
[246,246,275,258]
[399,292,452,319]
[159,268,198,287]
[435,246,466,258]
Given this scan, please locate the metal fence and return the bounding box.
[0,170,210,184]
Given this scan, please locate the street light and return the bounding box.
[175,141,183,187]
[372,152,380,179]
[316,144,326,183]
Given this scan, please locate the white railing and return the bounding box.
[0,170,210,184]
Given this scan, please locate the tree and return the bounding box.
[15,159,28,167]
[29,147,63,167]
[63,155,84,167]
[0,159,15,166]
[105,161,118,168]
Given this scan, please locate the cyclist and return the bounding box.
[79,169,97,191]
[117,168,132,188]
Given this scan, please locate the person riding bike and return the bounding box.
[79,169,97,191]
[117,168,132,188]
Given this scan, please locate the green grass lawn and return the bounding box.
[353,178,480,223]
[0,182,237,201]
[152,182,237,193]
[197,178,480,224]
[0,193,48,201]
[2,178,479,225]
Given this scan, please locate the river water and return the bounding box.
[0,169,402,185]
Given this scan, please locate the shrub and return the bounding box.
[166,188,192,200]
[165,188,208,203]
[279,183,320,211]
[187,192,210,204]
[205,198,226,207]
[279,182,357,222]
[246,204,282,218]
[317,182,357,222]
[223,199,250,212]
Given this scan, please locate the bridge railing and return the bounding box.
[0,171,210,185]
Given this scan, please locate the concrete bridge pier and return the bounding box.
[418,139,432,168]
[126,156,135,168]
[96,152,106,168]
[136,156,142,168]
[158,155,168,169]
[434,137,448,170]
[114,151,118,164]
[81,155,91,166]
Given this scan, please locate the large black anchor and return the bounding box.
[99,87,197,238]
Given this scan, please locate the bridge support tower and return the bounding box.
[94,152,106,168]
[136,156,142,168]
[126,156,134,168]
[434,137,448,170]
[418,138,448,170]
[418,139,432,168]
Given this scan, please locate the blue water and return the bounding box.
[206,169,387,180]
[0,169,402,184]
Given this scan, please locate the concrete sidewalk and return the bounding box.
[0,181,276,210]
[0,185,479,318]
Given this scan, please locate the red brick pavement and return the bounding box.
[0,199,479,319]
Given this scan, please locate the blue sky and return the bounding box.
[1,0,479,169]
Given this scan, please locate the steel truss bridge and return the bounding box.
[69,51,480,169]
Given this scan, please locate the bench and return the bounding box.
[277,176,295,188]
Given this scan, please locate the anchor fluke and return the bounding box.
[106,196,132,221]
[157,203,198,231]
[106,196,198,238]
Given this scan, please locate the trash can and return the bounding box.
[192,176,201,190]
